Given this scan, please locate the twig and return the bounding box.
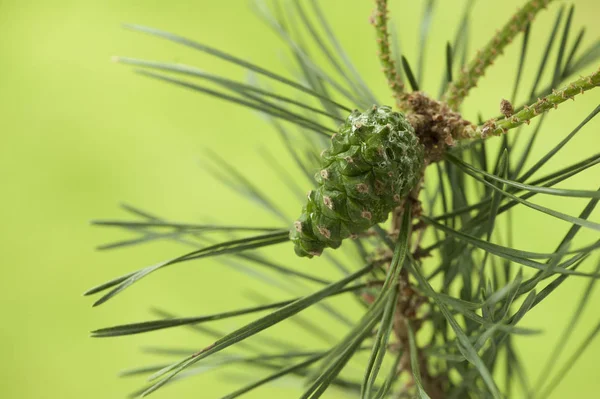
[444,0,554,110]
[471,67,600,138]
[372,0,409,109]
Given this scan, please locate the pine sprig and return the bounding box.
[444,0,554,109]
[475,68,600,137]
[88,1,600,398]
[372,0,408,109]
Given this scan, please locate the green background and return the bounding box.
[0,0,598,398]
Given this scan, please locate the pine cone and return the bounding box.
[291,105,424,258]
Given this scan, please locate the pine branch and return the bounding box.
[444,0,554,110]
[474,67,600,138]
[92,2,600,398]
[371,0,408,109]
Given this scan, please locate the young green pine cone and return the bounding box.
[291,105,424,258]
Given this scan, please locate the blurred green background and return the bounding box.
[0,0,598,398]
